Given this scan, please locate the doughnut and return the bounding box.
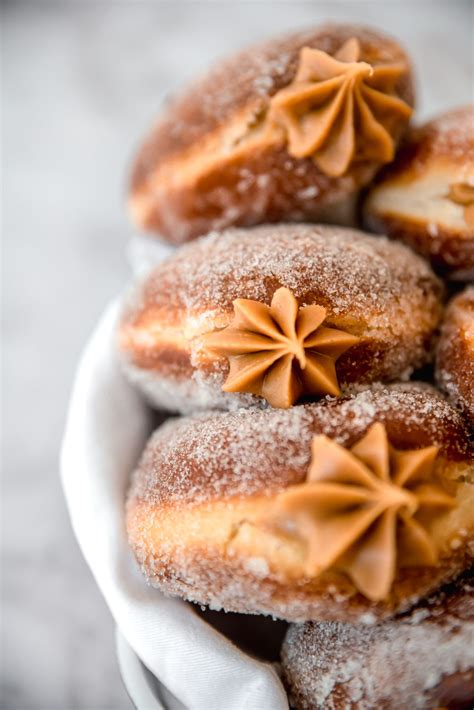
[281,573,474,710]
[118,224,443,414]
[364,106,474,280]
[436,286,474,429]
[126,383,474,622]
[129,24,414,244]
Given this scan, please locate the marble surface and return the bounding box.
[2,2,472,708]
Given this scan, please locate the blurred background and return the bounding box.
[2,1,472,708]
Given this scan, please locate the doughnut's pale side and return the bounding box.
[118,224,443,414]
[364,106,474,280]
[129,24,414,244]
[126,384,474,622]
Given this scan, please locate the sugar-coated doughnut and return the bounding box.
[281,573,474,710]
[126,384,473,622]
[364,106,474,280]
[129,24,414,244]
[118,224,443,414]
[436,286,474,429]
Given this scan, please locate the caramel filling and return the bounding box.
[447,181,474,228]
[262,422,455,601]
[203,286,359,408]
[269,37,412,177]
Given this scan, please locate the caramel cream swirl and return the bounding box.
[204,286,359,408]
[265,422,455,600]
[269,37,412,177]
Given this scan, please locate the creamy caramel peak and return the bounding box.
[269,37,412,177]
[265,422,455,601]
[203,287,359,408]
[447,181,474,228]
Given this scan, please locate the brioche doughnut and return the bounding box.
[126,384,474,622]
[364,106,474,280]
[118,224,443,414]
[129,24,414,244]
[436,286,474,429]
[281,573,474,710]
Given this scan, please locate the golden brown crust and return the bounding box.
[371,106,474,172]
[129,24,414,243]
[131,145,372,242]
[281,573,474,710]
[364,211,474,278]
[118,225,443,414]
[126,384,474,622]
[436,286,474,429]
[364,106,474,279]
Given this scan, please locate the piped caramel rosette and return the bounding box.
[262,422,454,602]
[126,384,473,622]
[204,287,359,408]
[118,225,443,415]
[269,38,412,177]
[129,24,414,243]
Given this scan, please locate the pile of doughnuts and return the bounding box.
[118,23,473,709]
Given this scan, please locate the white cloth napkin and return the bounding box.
[60,292,289,710]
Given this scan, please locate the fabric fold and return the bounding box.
[60,300,288,710]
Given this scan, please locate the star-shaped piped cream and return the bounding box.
[266,422,456,601]
[203,287,359,408]
[447,181,474,228]
[269,37,412,177]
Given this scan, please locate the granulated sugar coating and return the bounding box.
[282,575,474,710]
[119,224,444,413]
[410,105,474,162]
[129,23,415,244]
[363,105,474,281]
[369,105,474,185]
[129,383,472,508]
[131,24,413,166]
[124,223,441,319]
[126,383,473,623]
[436,286,474,428]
